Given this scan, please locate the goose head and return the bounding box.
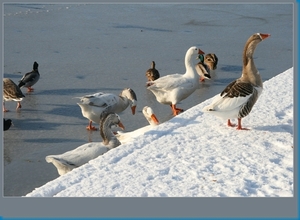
[244,33,270,63]
[142,106,159,125]
[204,53,218,70]
[120,88,137,115]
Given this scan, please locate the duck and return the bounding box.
[204,53,218,71]
[195,54,211,82]
[77,88,137,131]
[115,106,159,144]
[146,46,205,116]
[202,33,270,130]
[3,118,13,131]
[3,78,25,112]
[45,112,125,176]
[18,61,40,92]
[145,61,160,82]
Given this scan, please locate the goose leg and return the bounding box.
[236,118,249,130]
[227,119,235,127]
[170,104,183,116]
[86,121,97,131]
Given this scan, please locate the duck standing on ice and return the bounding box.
[202,33,270,130]
[147,46,205,116]
[18,61,40,92]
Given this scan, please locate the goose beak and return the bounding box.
[259,33,270,40]
[131,106,136,115]
[198,49,205,55]
[151,114,159,125]
[118,122,125,130]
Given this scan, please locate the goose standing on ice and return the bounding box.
[77,88,137,130]
[45,112,125,176]
[115,106,159,144]
[145,61,160,82]
[147,46,205,116]
[202,33,270,130]
[3,78,25,112]
[18,61,40,92]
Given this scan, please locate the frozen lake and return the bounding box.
[2,3,293,196]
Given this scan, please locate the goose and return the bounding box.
[18,61,40,92]
[145,61,160,82]
[146,46,205,116]
[3,118,13,131]
[195,54,211,82]
[115,106,159,144]
[77,88,137,130]
[45,112,125,176]
[202,33,270,130]
[3,78,25,112]
[204,53,218,71]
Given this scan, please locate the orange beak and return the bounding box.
[259,33,270,40]
[198,49,205,55]
[131,106,136,115]
[118,122,125,130]
[151,114,159,125]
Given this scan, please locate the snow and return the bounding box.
[25,67,294,197]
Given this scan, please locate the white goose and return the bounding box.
[77,88,137,130]
[115,106,159,144]
[202,33,270,130]
[3,78,25,112]
[46,112,125,176]
[147,46,205,115]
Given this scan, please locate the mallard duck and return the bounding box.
[195,54,211,82]
[204,53,218,71]
[18,61,40,92]
[147,46,205,116]
[202,33,270,130]
[45,112,125,176]
[3,118,13,131]
[145,61,160,82]
[115,106,159,144]
[77,88,137,130]
[3,78,25,112]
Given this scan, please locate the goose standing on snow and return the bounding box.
[202,33,270,130]
[147,46,205,116]
[145,61,160,82]
[3,78,25,112]
[195,54,211,82]
[3,118,13,131]
[18,61,40,92]
[115,106,159,144]
[77,88,137,130]
[45,112,125,176]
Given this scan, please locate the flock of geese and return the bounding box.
[3,33,270,176]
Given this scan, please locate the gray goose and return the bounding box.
[202,33,270,130]
[45,112,125,176]
[3,78,25,112]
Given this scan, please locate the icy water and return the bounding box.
[2,3,293,196]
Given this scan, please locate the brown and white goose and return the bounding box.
[45,112,125,176]
[145,61,160,82]
[3,78,25,112]
[147,46,205,116]
[202,33,270,130]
